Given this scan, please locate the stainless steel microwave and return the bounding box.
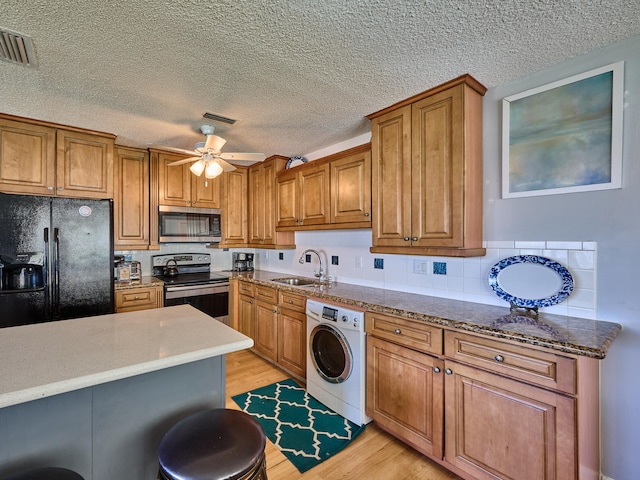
[158,205,222,243]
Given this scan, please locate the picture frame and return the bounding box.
[502,61,624,198]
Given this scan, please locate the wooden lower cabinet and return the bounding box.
[277,305,306,378]
[254,292,279,362]
[444,361,576,480]
[366,313,599,480]
[366,335,444,459]
[114,285,163,312]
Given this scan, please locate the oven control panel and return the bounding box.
[152,253,211,267]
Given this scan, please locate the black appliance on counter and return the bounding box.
[152,253,229,324]
[232,252,254,272]
[0,193,114,328]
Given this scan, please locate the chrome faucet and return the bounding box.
[299,249,327,283]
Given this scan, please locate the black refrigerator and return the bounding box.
[0,193,114,328]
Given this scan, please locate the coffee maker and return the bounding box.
[232,252,254,272]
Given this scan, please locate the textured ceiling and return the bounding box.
[0,1,638,158]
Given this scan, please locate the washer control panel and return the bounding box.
[306,299,365,331]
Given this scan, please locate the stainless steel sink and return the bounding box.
[270,277,318,286]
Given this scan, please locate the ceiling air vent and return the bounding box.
[203,112,237,125]
[0,28,36,67]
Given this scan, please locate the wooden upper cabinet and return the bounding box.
[0,114,114,199]
[114,146,149,250]
[220,167,249,247]
[157,151,220,208]
[369,74,486,257]
[249,156,295,249]
[275,144,372,231]
[276,162,330,228]
[330,148,371,225]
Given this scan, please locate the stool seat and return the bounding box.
[3,468,84,480]
[158,408,267,480]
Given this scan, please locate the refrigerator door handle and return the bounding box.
[53,227,60,319]
[44,227,52,320]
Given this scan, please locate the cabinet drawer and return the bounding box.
[255,285,277,302]
[365,312,443,355]
[238,281,254,296]
[115,287,161,312]
[278,291,306,312]
[444,330,576,394]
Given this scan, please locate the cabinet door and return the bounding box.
[254,298,278,361]
[221,168,248,246]
[0,118,56,195]
[115,286,162,312]
[238,294,255,340]
[330,150,371,225]
[275,169,299,228]
[411,85,463,248]
[191,174,221,208]
[158,152,191,206]
[114,147,149,249]
[444,361,576,480]
[248,163,264,244]
[278,307,306,379]
[261,160,276,244]
[56,129,114,198]
[299,163,330,226]
[371,105,412,247]
[366,336,444,459]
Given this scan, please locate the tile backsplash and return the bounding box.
[119,231,597,320]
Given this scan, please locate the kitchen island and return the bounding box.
[0,305,252,480]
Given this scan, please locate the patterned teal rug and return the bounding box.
[232,379,366,473]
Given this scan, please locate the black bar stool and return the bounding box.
[158,408,267,480]
[2,468,84,480]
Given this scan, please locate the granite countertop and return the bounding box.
[0,305,252,408]
[232,270,621,360]
[114,275,163,290]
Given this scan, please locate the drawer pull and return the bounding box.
[445,368,453,375]
[289,300,294,304]
[134,296,139,300]
[403,237,410,241]
[494,355,504,363]
[433,367,441,373]
[394,328,401,335]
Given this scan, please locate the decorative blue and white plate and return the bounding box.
[286,156,308,169]
[488,255,574,309]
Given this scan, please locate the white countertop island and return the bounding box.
[0,305,252,479]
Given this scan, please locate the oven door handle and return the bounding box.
[164,283,229,300]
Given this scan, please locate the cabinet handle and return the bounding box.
[288,300,293,304]
[494,355,504,363]
[47,186,54,190]
[412,237,418,241]
[403,237,410,241]
[134,296,139,300]
[433,367,441,373]
[394,328,401,335]
[57,187,63,191]
[273,309,278,314]
[444,368,453,375]
[364,212,369,217]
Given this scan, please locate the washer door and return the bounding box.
[309,324,353,384]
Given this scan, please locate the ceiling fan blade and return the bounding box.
[167,156,201,166]
[204,134,227,153]
[219,152,266,162]
[149,144,199,156]
[216,158,237,172]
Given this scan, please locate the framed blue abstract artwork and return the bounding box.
[502,62,624,198]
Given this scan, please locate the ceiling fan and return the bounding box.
[162,125,266,181]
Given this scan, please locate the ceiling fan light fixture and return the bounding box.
[189,160,206,176]
[205,161,223,179]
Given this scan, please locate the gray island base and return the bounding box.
[0,305,253,479]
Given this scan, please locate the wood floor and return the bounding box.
[225,349,461,480]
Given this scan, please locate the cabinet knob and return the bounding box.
[494,355,504,363]
[364,212,369,217]
[134,296,139,300]
[57,187,63,190]
[288,300,293,304]
[445,368,453,375]
[47,186,54,190]
[412,237,418,241]
[394,328,401,335]
[403,237,410,241]
[433,367,441,373]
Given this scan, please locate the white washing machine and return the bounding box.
[306,298,372,426]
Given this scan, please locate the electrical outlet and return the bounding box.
[305,254,311,263]
[413,260,428,274]
[355,256,363,268]
[374,258,384,269]
[433,261,447,275]
[331,255,339,265]
[279,252,284,260]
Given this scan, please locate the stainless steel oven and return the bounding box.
[152,253,229,324]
